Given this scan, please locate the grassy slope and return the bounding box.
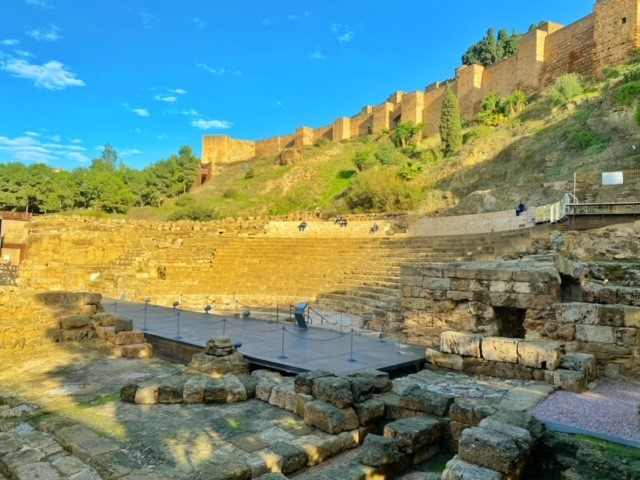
[128,64,640,222]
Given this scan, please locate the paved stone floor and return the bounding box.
[0,341,554,479]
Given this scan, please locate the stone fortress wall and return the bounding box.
[201,0,640,166]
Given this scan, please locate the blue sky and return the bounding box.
[0,0,595,170]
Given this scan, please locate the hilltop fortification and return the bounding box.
[200,0,640,180]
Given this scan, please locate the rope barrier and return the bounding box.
[283,327,348,342]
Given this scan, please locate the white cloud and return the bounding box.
[0,58,85,90]
[181,108,199,116]
[133,108,149,117]
[197,63,243,76]
[71,138,82,144]
[192,17,205,28]
[191,119,231,130]
[261,18,271,27]
[25,0,52,8]
[287,12,310,21]
[15,50,34,58]
[155,94,177,103]
[156,133,168,140]
[331,24,354,43]
[120,149,141,158]
[67,151,89,163]
[0,135,87,164]
[48,134,61,142]
[273,100,283,107]
[27,24,62,42]
[310,49,326,61]
[170,88,187,95]
[1,39,19,46]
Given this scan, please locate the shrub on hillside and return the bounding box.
[375,142,407,166]
[550,73,584,106]
[169,206,216,221]
[345,167,422,212]
[175,195,195,207]
[614,80,640,106]
[352,150,376,171]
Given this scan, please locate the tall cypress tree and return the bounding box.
[439,86,462,156]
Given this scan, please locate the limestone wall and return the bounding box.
[202,136,256,165]
[401,258,562,348]
[202,1,640,162]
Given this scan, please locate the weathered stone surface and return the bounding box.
[498,384,554,412]
[204,379,227,403]
[312,376,354,408]
[134,385,158,405]
[268,442,308,474]
[204,335,236,356]
[12,462,63,480]
[463,357,534,380]
[111,331,146,346]
[449,399,497,426]
[158,377,185,404]
[559,353,597,382]
[457,426,522,474]
[357,434,400,467]
[188,351,249,377]
[114,317,133,333]
[94,325,115,341]
[60,314,92,329]
[517,341,561,370]
[120,382,138,403]
[441,331,482,357]
[399,385,454,417]
[426,349,464,371]
[182,375,210,403]
[294,370,335,395]
[295,393,313,418]
[383,416,441,453]
[553,369,587,392]
[478,417,533,452]
[304,400,359,434]
[59,327,96,342]
[223,374,248,402]
[353,398,385,426]
[576,325,615,343]
[348,369,392,393]
[269,382,294,409]
[56,425,120,464]
[441,456,502,480]
[112,343,153,359]
[485,411,544,441]
[481,337,520,363]
[236,375,259,399]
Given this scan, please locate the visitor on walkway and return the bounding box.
[298,221,307,232]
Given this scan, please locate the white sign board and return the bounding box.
[602,171,623,185]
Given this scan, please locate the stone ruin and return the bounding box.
[119,336,550,479]
[56,297,153,359]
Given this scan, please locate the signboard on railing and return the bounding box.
[602,171,624,185]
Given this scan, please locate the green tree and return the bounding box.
[439,87,462,156]
[462,27,521,66]
[390,121,423,148]
[550,73,584,106]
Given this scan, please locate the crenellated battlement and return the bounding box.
[201,0,640,168]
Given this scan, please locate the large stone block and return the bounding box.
[553,369,587,393]
[183,375,210,403]
[441,331,482,357]
[560,353,597,382]
[457,426,522,474]
[60,314,92,329]
[223,374,248,402]
[481,337,520,363]
[353,398,385,426]
[357,434,400,467]
[304,400,359,434]
[576,325,615,343]
[399,385,454,417]
[158,377,185,404]
[478,418,533,453]
[111,330,146,346]
[449,399,497,426]
[441,456,502,480]
[294,370,334,395]
[623,306,640,328]
[188,351,249,377]
[312,376,354,408]
[135,385,158,404]
[426,349,464,371]
[268,442,308,475]
[383,416,441,454]
[112,343,153,359]
[517,341,561,370]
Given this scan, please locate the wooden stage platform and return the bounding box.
[103,300,426,375]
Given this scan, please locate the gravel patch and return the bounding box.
[532,381,640,443]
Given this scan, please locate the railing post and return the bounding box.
[278,327,287,359]
[348,329,356,362]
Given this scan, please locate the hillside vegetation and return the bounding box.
[129,57,640,223]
